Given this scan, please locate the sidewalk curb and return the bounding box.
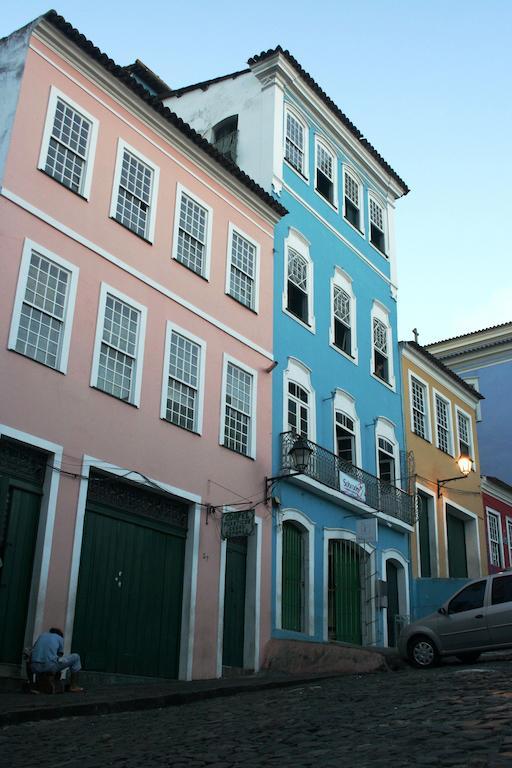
[0,674,341,728]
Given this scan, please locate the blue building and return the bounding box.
[167,47,413,648]
[427,323,512,485]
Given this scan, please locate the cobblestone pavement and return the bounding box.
[4,661,512,767]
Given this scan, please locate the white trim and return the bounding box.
[486,506,505,569]
[283,357,316,442]
[1,188,274,362]
[225,222,261,313]
[381,549,410,648]
[275,509,315,636]
[342,164,365,235]
[432,387,455,457]
[371,300,395,390]
[37,85,99,200]
[401,346,482,410]
[0,424,63,653]
[322,528,376,645]
[171,182,213,280]
[506,516,512,568]
[160,321,207,435]
[64,455,200,678]
[283,227,315,331]
[8,238,79,374]
[219,354,258,459]
[283,103,309,181]
[329,267,358,363]
[30,38,278,234]
[333,389,362,468]
[90,282,147,407]
[415,483,439,578]
[454,404,476,464]
[368,190,388,259]
[109,138,160,243]
[314,134,338,209]
[407,369,431,442]
[463,377,482,421]
[443,497,482,579]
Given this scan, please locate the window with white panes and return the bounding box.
[285,110,306,175]
[223,362,253,456]
[43,97,93,195]
[411,377,428,439]
[507,518,512,567]
[336,412,355,465]
[228,230,257,309]
[96,294,141,402]
[288,381,310,438]
[333,284,352,355]
[373,318,389,382]
[378,437,396,483]
[435,394,452,454]
[457,410,472,458]
[14,250,70,369]
[166,331,202,432]
[487,510,504,568]
[176,192,209,276]
[114,149,154,239]
[287,248,309,324]
[369,197,386,255]
[344,170,361,230]
[316,140,335,205]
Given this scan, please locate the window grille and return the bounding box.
[345,173,359,207]
[167,332,201,431]
[373,318,388,354]
[370,199,384,230]
[457,411,471,456]
[435,395,451,453]
[177,193,208,276]
[115,150,153,238]
[288,382,309,437]
[411,378,427,439]
[287,248,309,323]
[97,294,140,401]
[224,363,252,455]
[487,511,503,568]
[229,231,256,309]
[333,285,350,326]
[15,251,70,369]
[45,98,91,194]
[285,112,305,174]
[316,143,333,179]
[333,285,351,354]
[369,198,385,253]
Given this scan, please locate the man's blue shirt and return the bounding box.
[31,632,63,665]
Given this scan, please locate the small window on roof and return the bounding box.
[212,116,238,163]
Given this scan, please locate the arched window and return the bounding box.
[333,389,361,467]
[368,192,388,256]
[330,268,357,361]
[276,510,315,635]
[284,106,309,178]
[283,358,316,442]
[212,115,238,162]
[371,301,394,388]
[343,166,364,233]
[283,229,315,330]
[315,136,337,207]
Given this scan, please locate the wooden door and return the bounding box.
[222,537,247,668]
[328,539,362,645]
[282,522,304,632]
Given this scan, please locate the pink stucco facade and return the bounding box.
[0,20,281,679]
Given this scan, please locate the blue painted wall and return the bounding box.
[411,578,470,621]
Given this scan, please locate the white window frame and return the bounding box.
[368,191,388,258]
[172,182,213,280]
[370,300,395,389]
[283,104,309,181]
[342,165,364,236]
[90,283,147,407]
[283,228,315,332]
[314,135,338,209]
[486,507,505,569]
[455,404,475,463]
[375,417,400,485]
[506,517,512,568]
[443,498,481,579]
[38,86,99,200]
[464,377,482,422]
[408,370,431,442]
[283,358,316,442]
[109,138,160,243]
[160,322,206,435]
[330,267,357,363]
[433,388,454,456]
[219,354,258,459]
[225,223,261,313]
[333,389,362,468]
[8,238,79,374]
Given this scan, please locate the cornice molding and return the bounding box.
[401,346,481,410]
[482,477,512,507]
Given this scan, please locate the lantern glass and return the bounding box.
[457,454,472,477]
[289,435,313,473]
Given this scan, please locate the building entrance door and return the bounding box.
[222,536,247,668]
[386,560,400,647]
[328,539,363,645]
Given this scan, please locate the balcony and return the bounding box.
[279,431,415,526]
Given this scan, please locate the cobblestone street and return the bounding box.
[4,660,512,768]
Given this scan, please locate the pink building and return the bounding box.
[482,477,512,575]
[0,11,285,680]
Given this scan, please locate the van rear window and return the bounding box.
[492,575,512,605]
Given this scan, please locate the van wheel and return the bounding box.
[408,635,439,668]
[456,652,481,664]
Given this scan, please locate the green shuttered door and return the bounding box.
[328,539,362,645]
[447,510,468,578]
[222,537,247,668]
[73,477,187,679]
[282,522,304,632]
[386,560,400,647]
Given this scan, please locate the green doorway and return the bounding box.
[386,560,400,647]
[222,537,247,668]
[328,539,363,645]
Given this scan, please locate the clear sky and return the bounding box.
[2,0,511,344]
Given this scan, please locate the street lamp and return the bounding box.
[265,434,314,501]
[437,453,472,498]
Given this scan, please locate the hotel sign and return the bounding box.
[339,471,366,503]
[221,509,255,539]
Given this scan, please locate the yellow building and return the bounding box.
[400,342,487,594]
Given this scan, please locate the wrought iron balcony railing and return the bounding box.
[280,431,415,526]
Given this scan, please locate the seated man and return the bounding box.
[30,627,83,692]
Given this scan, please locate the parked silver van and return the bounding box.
[399,572,512,668]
